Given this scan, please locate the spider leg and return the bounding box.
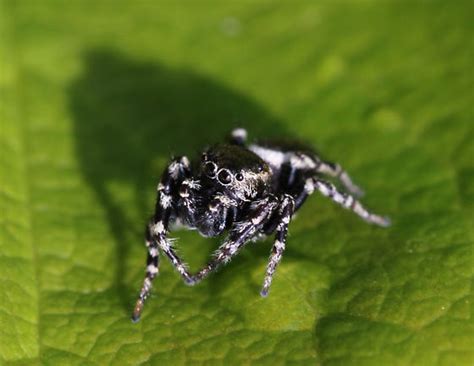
[309,178,390,227]
[188,196,279,285]
[132,223,166,323]
[261,194,295,297]
[229,127,248,146]
[290,177,315,210]
[158,194,233,288]
[149,220,194,282]
[315,160,364,197]
[132,156,193,322]
[178,178,201,225]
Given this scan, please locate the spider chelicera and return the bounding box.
[132,128,390,322]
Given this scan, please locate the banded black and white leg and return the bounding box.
[315,160,364,197]
[132,226,160,322]
[188,196,279,285]
[132,156,195,322]
[178,178,201,217]
[229,128,248,146]
[306,177,390,227]
[261,194,295,297]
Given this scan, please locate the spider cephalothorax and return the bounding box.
[132,128,390,322]
[201,144,271,199]
[176,144,271,238]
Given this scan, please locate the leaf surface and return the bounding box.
[1,1,472,365]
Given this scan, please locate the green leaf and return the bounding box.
[1,1,472,365]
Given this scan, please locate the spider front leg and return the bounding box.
[261,194,295,297]
[188,196,279,285]
[131,226,160,321]
[132,156,194,322]
[316,160,365,197]
[309,177,390,227]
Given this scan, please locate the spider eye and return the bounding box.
[204,162,217,177]
[217,169,232,185]
[235,173,244,181]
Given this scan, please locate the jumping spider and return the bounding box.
[132,128,390,322]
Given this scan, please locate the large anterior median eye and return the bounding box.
[204,161,217,177]
[217,169,233,185]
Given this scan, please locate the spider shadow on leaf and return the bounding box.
[69,48,290,312]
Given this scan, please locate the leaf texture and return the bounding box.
[1,1,472,365]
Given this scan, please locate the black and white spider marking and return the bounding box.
[132,128,390,322]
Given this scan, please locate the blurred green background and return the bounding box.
[1,1,473,365]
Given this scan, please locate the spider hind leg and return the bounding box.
[315,159,365,197]
[310,178,390,227]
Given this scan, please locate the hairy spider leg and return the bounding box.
[261,194,295,297]
[147,195,233,290]
[151,160,200,282]
[315,160,365,197]
[307,178,390,227]
[208,194,234,233]
[132,156,193,322]
[188,196,279,285]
